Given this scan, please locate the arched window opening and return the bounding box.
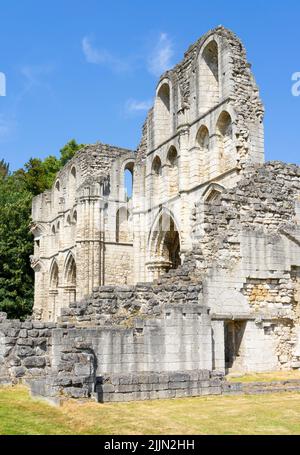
[148,213,181,279]
[167,146,179,197]
[69,167,77,203]
[66,214,71,225]
[167,146,177,166]
[57,221,60,231]
[154,82,171,146]
[151,156,162,206]
[73,211,77,223]
[199,40,219,113]
[116,207,132,243]
[64,254,76,304]
[196,125,210,151]
[195,125,210,181]
[49,260,59,321]
[54,180,60,211]
[216,111,233,171]
[124,162,134,201]
[50,261,59,290]
[52,225,56,234]
[152,156,162,175]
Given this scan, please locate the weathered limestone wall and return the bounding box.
[0,312,54,385]
[96,370,223,402]
[54,304,212,375]
[133,26,264,283]
[103,244,134,285]
[31,143,135,321]
[31,26,266,321]
[0,300,213,401]
[191,161,300,372]
[9,26,300,404]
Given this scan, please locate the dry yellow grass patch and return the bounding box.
[1,385,300,435]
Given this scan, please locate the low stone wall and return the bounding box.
[223,379,300,395]
[59,279,202,327]
[95,370,223,402]
[0,304,215,403]
[0,312,54,385]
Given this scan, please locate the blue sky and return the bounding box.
[0,0,299,170]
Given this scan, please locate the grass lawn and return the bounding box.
[1,385,300,435]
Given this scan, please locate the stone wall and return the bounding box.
[96,370,223,402]
[190,161,300,372]
[0,312,54,385]
[0,300,214,402]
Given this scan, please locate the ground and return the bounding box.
[1,384,300,435]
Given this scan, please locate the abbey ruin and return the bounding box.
[1,26,300,403]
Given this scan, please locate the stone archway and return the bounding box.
[64,253,76,305]
[147,211,181,279]
[49,260,59,321]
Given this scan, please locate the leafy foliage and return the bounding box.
[0,139,84,319]
[0,159,9,178]
[59,139,85,167]
[0,175,33,318]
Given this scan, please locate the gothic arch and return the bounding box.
[166,146,179,197]
[48,259,59,321]
[54,179,60,211]
[69,166,77,203]
[148,209,181,278]
[49,259,59,289]
[151,155,162,207]
[64,253,76,285]
[64,253,76,304]
[203,182,225,203]
[154,81,172,146]
[216,111,234,171]
[196,125,210,180]
[123,160,134,200]
[196,125,210,150]
[199,40,220,113]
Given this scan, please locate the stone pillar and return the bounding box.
[178,124,192,252]
[211,320,225,373]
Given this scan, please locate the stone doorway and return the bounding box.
[224,320,246,372]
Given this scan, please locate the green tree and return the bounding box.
[0,175,33,318]
[18,155,61,196]
[59,139,85,167]
[0,159,9,179]
[0,139,85,319]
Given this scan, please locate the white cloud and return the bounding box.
[82,36,130,72]
[147,33,174,77]
[125,98,153,113]
[20,64,54,89]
